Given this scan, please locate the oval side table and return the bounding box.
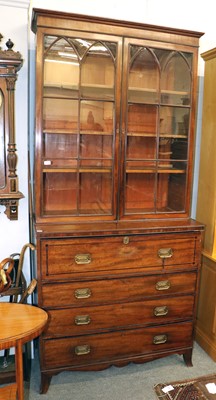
[0,303,48,400]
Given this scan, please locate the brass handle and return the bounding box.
[156,280,171,291]
[153,334,168,345]
[74,288,92,299]
[154,306,168,317]
[75,345,91,356]
[158,248,173,259]
[75,254,91,265]
[75,315,91,325]
[123,236,129,245]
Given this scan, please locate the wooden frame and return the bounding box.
[0,34,23,220]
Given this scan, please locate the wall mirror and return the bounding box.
[0,34,23,220]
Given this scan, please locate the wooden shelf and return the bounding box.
[44,82,113,91]
[126,167,185,173]
[43,129,187,138]
[128,132,156,137]
[43,129,78,134]
[128,132,187,138]
[44,83,189,104]
[43,165,185,174]
[43,166,112,173]
[43,129,112,135]
[160,134,187,139]
[44,83,114,100]
[129,86,189,96]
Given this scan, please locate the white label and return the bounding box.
[206,383,216,394]
[44,160,52,165]
[162,385,174,393]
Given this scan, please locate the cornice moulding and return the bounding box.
[0,0,30,8]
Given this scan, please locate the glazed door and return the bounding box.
[120,38,194,219]
[36,31,122,220]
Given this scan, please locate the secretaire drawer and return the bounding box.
[40,233,200,279]
[44,295,194,338]
[42,322,193,369]
[41,271,197,307]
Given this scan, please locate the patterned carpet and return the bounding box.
[154,374,216,400]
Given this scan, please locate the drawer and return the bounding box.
[44,295,194,338]
[42,271,197,307]
[40,234,199,279]
[42,321,193,369]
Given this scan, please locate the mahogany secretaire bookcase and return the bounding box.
[31,8,204,393]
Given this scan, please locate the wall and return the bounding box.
[0,0,31,286]
[1,0,216,288]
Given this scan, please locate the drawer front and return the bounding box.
[42,272,197,307]
[44,295,194,338]
[40,234,198,279]
[42,322,193,369]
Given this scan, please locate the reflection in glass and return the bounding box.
[125,172,156,213]
[127,104,157,135]
[157,171,186,212]
[81,42,115,100]
[80,135,112,160]
[80,101,113,134]
[44,36,79,98]
[161,52,191,105]
[129,46,159,103]
[79,172,112,214]
[43,98,78,132]
[159,106,189,137]
[43,172,77,214]
[44,133,78,159]
[127,136,157,160]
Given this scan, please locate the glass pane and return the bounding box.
[44,36,79,98]
[125,160,156,213]
[159,106,189,138]
[127,136,157,160]
[80,134,112,159]
[44,133,77,159]
[157,170,186,212]
[42,36,117,218]
[128,104,157,135]
[80,101,113,134]
[171,138,188,160]
[122,44,193,217]
[80,158,112,169]
[128,46,159,103]
[79,172,112,214]
[81,42,115,100]
[0,90,5,188]
[125,172,156,213]
[43,172,77,214]
[72,39,116,59]
[161,52,191,105]
[159,137,173,163]
[43,98,78,132]
[159,138,188,163]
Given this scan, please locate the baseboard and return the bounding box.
[195,325,216,362]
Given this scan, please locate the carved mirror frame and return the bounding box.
[0,34,24,220]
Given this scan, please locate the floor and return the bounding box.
[23,342,216,400]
